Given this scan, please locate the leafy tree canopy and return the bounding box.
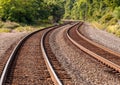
[0,0,120,24]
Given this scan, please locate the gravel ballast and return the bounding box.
[0,32,27,59]
[80,23,120,53]
[49,25,120,84]
[0,32,28,75]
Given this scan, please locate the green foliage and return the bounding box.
[48,16,54,23]
[0,0,39,23]
[99,13,113,24]
[14,26,34,32]
[63,0,120,22]
[113,7,120,19]
[0,0,65,24]
[0,21,4,28]
[115,29,120,37]
[106,25,120,37]
[44,0,65,23]
[0,28,10,33]
[62,0,120,38]
[106,25,118,33]
[0,21,20,29]
[107,18,117,25]
[2,21,20,29]
[0,0,120,28]
[64,0,74,19]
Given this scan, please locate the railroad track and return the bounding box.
[0,23,75,85]
[67,22,120,75]
[1,21,119,84]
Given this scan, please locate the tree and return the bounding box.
[44,0,65,23]
[64,0,75,19]
[0,0,45,24]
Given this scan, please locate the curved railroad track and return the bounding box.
[67,22,120,75]
[0,23,75,85]
[1,21,120,84]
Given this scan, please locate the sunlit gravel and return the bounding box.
[80,23,120,53]
[49,24,120,85]
[0,32,27,59]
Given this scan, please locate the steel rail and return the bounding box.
[67,22,120,73]
[76,24,120,58]
[0,25,56,85]
[41,22,80,85]
[41,27,62,85]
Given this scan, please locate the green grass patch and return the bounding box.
[0,21,4,28]
[1,21,20,29]
[106,25,118,33]
[106,25,120,37]
[14,26,34,32]
[0,20,52,33]
[0,28,11,33]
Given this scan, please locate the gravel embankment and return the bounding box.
[0,32,28,59]
[0,32,28,76]
[80,23,120,53]
[49,25,120,85]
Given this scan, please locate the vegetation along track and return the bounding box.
[67,22,120,75]
[0,23,74,85]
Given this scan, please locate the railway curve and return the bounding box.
[67,22,120,74]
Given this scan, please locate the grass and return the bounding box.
[91,21,105,30]
[0,28,11,33]
[106,25,120,37]
[32,23,52,29]
[91,21,120,38]
[14,26,34,32]
[0,21,4,28]
[115,29,120,37]
[0,21,52,33]
[0,21,20,29]
[106,25,118,33]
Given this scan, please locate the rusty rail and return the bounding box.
[67,22,120,73]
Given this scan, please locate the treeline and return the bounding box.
[0,0,120,25]
[64,0,120,25]
[0,0,65,24]
[63,0,120,37]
